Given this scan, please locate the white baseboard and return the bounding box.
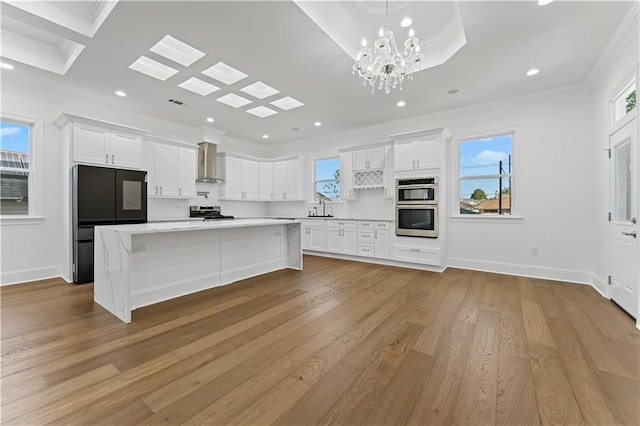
[446,257,593,285]
[0,266,64,286]
[590,273,609,298]
[304,251,446,273]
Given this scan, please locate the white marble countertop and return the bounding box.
[297,217,394,222]
[96,218,300,235]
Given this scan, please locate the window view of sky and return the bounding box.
[315,157,340,200]
[1,122,30,153]
[459,135,512,199]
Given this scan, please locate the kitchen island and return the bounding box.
[94,219,302,323]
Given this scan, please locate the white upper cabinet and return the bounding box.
[71,122,143,169]
[273,158,306,201]
[219,155,260,200]
[216,153,307,202]
[353,146,385,170]
[144,139,197,198]
[340,152,356,200]
[177,147,197,197]
[392,128,451,172]
[55,113,147,170]
[259,162,274,200]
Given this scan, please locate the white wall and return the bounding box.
[267,88,597,283]
[0,85,266,284]
[590,22,639,296]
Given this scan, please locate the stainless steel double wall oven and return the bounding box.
[395,177,438,238]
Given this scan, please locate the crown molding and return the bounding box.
[4,0,119,38]
[585,2,639,91]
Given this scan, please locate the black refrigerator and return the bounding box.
[72,165,147,283]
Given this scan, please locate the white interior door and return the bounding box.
[609,117,638,318]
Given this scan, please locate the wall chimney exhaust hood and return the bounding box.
[197,142,223,182]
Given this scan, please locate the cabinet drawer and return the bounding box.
[374,221,390,230]
[327,220,356,229]
[393,245,440,266]
[358,230,374,242]
[358,243,374,257]
[358,221,374,229]
[301,220,324,227]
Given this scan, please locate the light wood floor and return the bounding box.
[1,256,639,425]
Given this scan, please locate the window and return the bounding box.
[1,120,31,215]
[611,79,636,125]
[458,133,513,216]
[314,157,340,201]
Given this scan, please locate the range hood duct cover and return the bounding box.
[197,142,223,182]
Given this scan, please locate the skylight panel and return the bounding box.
[240,81,279,99]
[150,34,205,67]
[246,106,278,118]
[178,77,220,96]
[216,93,252,108]
[270,96,304,111]
[202,62,248,85]
[129,56,178,81]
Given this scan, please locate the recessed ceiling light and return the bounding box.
[400,18,412,28]
[114,90,127,97]
[314,121,322,127]
[397,101,406,107]
[129,56,179,81]
[240,81,280,99]
[538,0,554,5]
[202,62,248,85]
[246,106,278,118]
[526,68,540,76]
[0,62,14,70]
[216,93,252,108]
[270,96,304,111]
[178,77,220,96]
[150,34,205,67]
[262,134,269,139]
[206,117,215,123]
[448,88,459,94]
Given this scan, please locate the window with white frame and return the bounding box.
[314,157,340,201]
[1,120,32,215]
[458,133,513,216]
[611,79,636,125]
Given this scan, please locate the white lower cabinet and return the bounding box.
[326,221,357,255]
[301,220,325,251]
[393,245,441,266]
[357,221,390,259]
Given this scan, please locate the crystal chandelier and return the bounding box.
[353,0,424,94]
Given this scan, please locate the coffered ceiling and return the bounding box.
[0,1,634,145]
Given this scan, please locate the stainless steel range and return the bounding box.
[189,205,234,220]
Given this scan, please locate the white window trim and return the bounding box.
[0,113,44,222]
[609,74,637,131]
[313,156,342,203]
[450,128,518,219]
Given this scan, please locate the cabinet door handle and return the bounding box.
[375,230,377,238]
[410,248,420,252]
[160,186,162,195]
[416,159,420,168]
[179,188,182,196]
[155,186,158,195]
[112,154,115,164]
[105,154,109,164]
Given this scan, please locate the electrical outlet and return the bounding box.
[531,247,538,256]
[132,244,146,253]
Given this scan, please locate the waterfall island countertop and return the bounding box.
[93,219,302,323]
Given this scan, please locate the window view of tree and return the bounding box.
[315,158,340,201]
[459,134,513,215]
[1,121,31,215]
[626,89,636,113]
